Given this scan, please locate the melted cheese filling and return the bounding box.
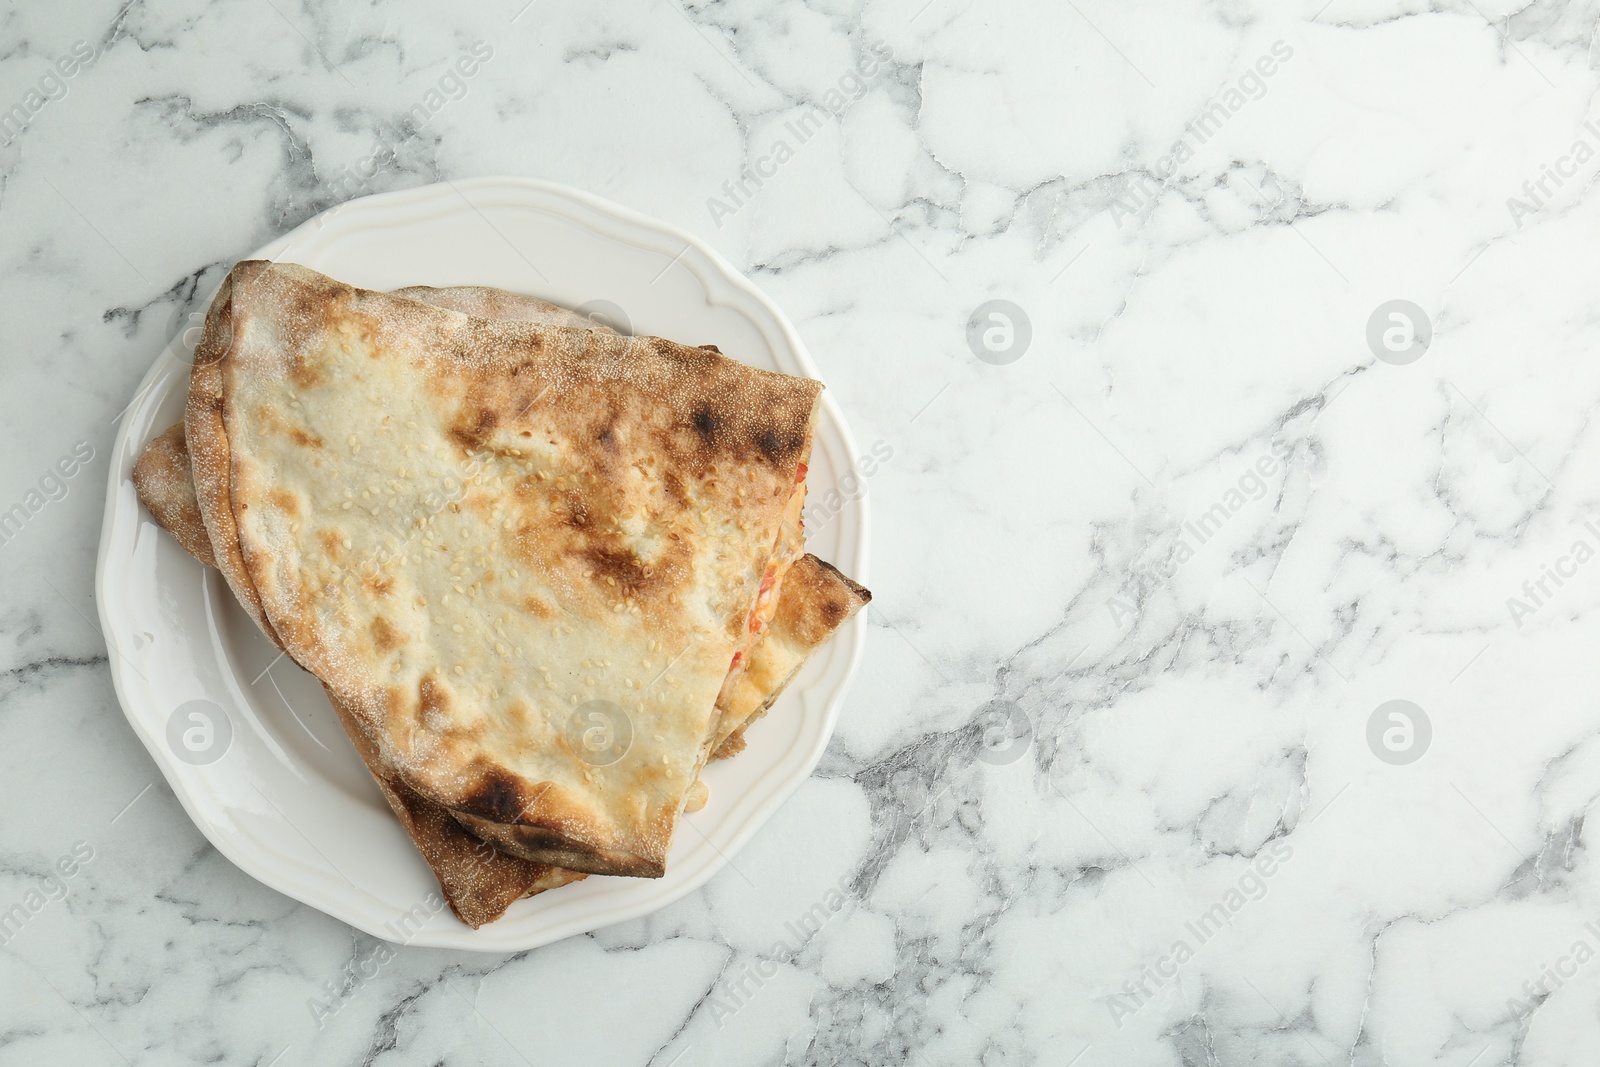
[713,468,808,720]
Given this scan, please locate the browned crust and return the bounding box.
[132,424,216,568]
[450,809,669,878]
[710,553,870,760]
[184,264,286,652]
[783,554,873,644]
[324,686,583,927]
[153,268,866,899]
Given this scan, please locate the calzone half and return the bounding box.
[185,261,823,877]
[135,285,868,922]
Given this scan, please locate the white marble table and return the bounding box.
[5,0,1600,1063]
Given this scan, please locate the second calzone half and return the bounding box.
[187,261,822,877]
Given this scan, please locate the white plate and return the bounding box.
[94,177,870,951]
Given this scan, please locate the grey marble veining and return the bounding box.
[6,0,1600,1063]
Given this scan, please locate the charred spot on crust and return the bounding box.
[691,406,721,443]
[490,824,575,852]
[757,426,805,465]
[457,767,529,824]
[562,492,590,529]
